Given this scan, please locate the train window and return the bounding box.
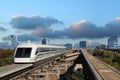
[15,48,32,58]
[35,48,41,55]
[51,48,57,51]
[40,48,50,52]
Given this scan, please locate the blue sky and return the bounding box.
[0,0,120,48]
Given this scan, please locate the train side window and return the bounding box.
[35,51,38,55]
[40,48,50,52]
[35,48,41,55]
[51,48,57,51]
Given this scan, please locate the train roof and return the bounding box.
[16,43,66,49]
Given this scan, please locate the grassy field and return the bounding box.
[87,49,120,71]
[0,49,14,67]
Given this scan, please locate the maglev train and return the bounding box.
[13,43,66,63]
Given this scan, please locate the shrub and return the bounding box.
[0,49,14,67]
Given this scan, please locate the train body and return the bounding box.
[13,43,66,63]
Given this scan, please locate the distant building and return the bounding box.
[108,35,118,49]
[64,43,72,49]
[79,41,86,48]
[11,35,18,48]
[41,38,50,45]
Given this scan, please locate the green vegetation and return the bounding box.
[0,49,14,67]
[87,49,120,71]
[71,69,84,80]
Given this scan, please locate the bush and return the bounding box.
[93,49,105,57]
[71,69,84,80]
[0,49,14,67]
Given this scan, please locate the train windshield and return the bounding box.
[15,48,32,58]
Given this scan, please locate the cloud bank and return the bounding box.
[66,18,120,39]
[4,15,120,42]
[10,14,63,30]
[0,26,7,31]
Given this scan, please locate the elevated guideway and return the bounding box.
[81,49,120,80]
[0,64,32,79]
[0,50,72,80]
[2,49,119,80]
[64,52,80,57]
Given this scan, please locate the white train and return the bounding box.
[14,43,66,63]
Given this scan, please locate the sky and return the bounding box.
[0,0,120,48]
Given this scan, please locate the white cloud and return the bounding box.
[115,17,120,21]
[71,20,88,28]
[12,14,24,18]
